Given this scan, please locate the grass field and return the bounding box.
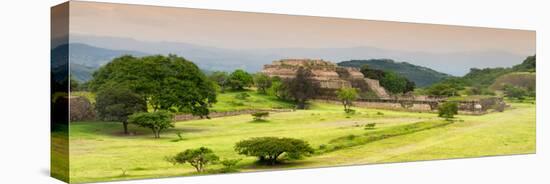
[65,94,536,183]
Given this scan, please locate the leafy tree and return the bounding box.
[359,64,386,80]
[379,71,408,94]
[209,71,229,93]
[89,55,216,117]
[404,79,416,93]
[438,101,458,119]
[128,111,174,138]
[166,147,219,173]
[285,67,320,109]
[234,137,314,165]
[254,73,272,94]
[267,77,289,99]
[228,69,253,90]
[503,84,528,100]
[336,87,358,113]
[426,78,466,97]
[95,85,147,134]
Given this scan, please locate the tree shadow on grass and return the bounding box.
[249,119,270,123]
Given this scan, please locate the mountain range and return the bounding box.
[57,34,530,85]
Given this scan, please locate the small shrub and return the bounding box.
[220,159,241,173]
[228,100,245,106]
[176,132,183,140]
[364,123,376,129]
[235,93,250,100]
[166,147,219,173]
[345,109,356,114]
[346,134,356,140]
[438,101,458,120]
[376,112,384,115]
[252,111,269,121]
[318,144,327,150]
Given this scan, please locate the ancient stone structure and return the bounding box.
[262,59,389,98]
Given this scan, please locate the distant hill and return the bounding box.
[338,59,451,87]
[490,72,535,91]
[462,55,536,87]
[72,34,529,76]
[51,43,148,82]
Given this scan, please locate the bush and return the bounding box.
[235,93,250,100]
[166,147,219,173]
[251,112,269,121]
[220,159,241,173]
[128,111,174,138]
[234,137,314,165]
[438,101,458,119]
[364,123,376,129]
[503,84,528,100]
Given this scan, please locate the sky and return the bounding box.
[68,1,535,55]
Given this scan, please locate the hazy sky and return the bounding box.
[68,1,535,55]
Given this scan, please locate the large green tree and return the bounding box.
[228,69,254,90]
[95,85,147,134]
[89,55,217,117]
[285,67,320,109]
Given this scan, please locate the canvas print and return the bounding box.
[51,1,536,183]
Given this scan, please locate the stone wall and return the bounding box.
[316,97,505,115]
[173,109,293,121]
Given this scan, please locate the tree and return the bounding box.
[209,71,229,93]
[404,79,416,93]
[285,67,320,109]
[359,64,386,80]
[234,137,314,165]
[379,71,407,94]
[95,85,147,134]
[503,84,528,100]
[89,55,217,117]
[438,101,458,119]
[267,77,289,100]
[336,87,358,113]
[166,147,219,173]
[254,73,272,94]
[128,111,174,138]
[426,83,462,97]
[228,69,253,90]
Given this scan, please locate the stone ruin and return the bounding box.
[261,58,506,114]
[262,59,390,98]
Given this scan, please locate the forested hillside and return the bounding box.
[338,59,451,87]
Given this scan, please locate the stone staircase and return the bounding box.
[364,78,390,99]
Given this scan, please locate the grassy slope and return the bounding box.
[68,100,535,183]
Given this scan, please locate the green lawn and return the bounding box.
[67,101,535,183]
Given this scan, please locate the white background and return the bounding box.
[0,0,548,183]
